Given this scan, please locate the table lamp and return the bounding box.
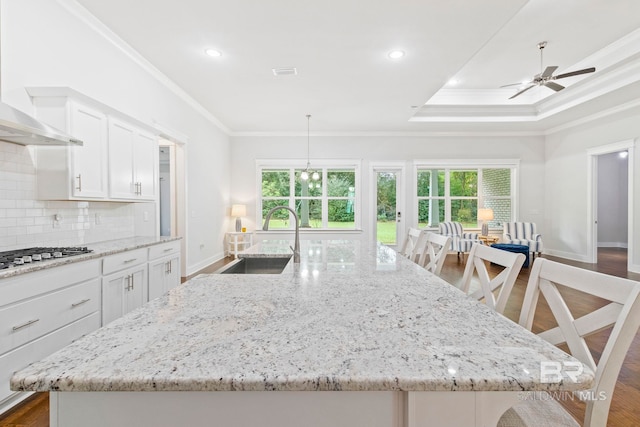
[231,204,247,232]
[477,208,494,236]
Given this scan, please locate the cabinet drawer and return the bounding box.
[148,240,180,261]
[0,259,100,308]
[0,278,100,355]
[1,312,100,404]
[103,248,147,275]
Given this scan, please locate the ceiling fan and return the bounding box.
[501,41,596,99]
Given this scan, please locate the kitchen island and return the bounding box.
[11,239,593,427]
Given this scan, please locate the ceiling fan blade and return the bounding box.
[544,81,565,92]
[554,67,596,79]
[500,81,530,88]
[508,84,535,99]
[540,66,558,78]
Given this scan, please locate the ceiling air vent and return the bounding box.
[272,67,297,76]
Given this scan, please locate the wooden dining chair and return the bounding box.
[498,258,640,427]
[460,243,525,314]
[398,227,427,264]
[417,232,451,276]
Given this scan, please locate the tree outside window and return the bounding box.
[260,166,358,229]
[417,167,513,229]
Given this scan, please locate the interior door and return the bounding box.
[374,168,404,248]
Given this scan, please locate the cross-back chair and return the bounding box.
[417,232,451,276]
[398,227,427,264]
[498,258,640,427]
[460,243,525,314]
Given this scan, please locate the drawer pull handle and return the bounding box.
[71,298,91,308]
[123,258,137,264]
[163,248,173,252]
[12,319,40,331]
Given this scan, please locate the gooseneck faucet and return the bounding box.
[262,206,300,263]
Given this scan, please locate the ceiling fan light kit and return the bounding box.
[502,41,596,99]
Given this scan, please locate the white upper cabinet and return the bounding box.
[108,118,157,201]
[28,87,158,202]
[34,99,109,200]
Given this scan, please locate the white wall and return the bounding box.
[1,0,231,274]
[597,152,628,247]
[544,105,639,269]
[230,134,546,242]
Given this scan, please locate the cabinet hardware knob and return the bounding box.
[71,298,91,308]
[12,319,40,331]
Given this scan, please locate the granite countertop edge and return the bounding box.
[0,236,182,279]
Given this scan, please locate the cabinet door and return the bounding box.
[102,273,126,325]
[134,131,157,200]
[102,265,147,325]
[166,256,181,293]
[69,103,108,198]
[148,255,180,301]
[148,258,165,301]
[108,119,136,199]
[125,268,146,314]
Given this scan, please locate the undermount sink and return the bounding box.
[217,256,292,274]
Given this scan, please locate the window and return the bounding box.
[416,163,515,230]
[259,162,359,230]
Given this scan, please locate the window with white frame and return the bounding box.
[259,161,360,230]
[416,163,515,230]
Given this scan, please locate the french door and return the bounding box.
[372,165,405,248]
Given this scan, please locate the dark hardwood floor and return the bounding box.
[2,248,638,426]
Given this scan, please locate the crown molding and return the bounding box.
[56,0,232,135]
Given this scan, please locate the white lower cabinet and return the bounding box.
[102,249,148,325]
[148,241,181,300]
[0,260,101,412]
[0,240,181,414]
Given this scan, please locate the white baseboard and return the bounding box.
[597,242,628,249]
[629,263,640,274]
[185,251,225,276]
[543,249,593,263]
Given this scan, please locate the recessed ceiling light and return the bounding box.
[205,48,222,57]
[272,67,298,76]
[447,79,459,86]
[388,50,405,60]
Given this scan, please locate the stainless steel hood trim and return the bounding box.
[0,101,83,146]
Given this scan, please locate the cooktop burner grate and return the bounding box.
[0,247,93,269]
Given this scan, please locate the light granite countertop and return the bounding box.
[0,236,181,280]
[11,239,593,393]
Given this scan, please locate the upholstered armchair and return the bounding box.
[502,222,543,257]
[438,221,481,257]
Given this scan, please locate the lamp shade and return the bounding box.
[231,204,247,217]
[477,208,494,221]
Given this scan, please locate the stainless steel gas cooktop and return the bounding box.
[0,247,93,269]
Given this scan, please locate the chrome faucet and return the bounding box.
[262,205,300,263]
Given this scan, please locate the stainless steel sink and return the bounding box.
[216,256,292,274]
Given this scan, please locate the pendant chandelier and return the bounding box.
[301,114,319,182]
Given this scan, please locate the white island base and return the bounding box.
[50,390,519,427]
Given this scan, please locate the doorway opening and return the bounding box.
[587,139,635,271]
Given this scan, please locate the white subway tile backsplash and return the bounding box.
[0,141,137,251]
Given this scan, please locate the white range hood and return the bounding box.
[0,101,83,146]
